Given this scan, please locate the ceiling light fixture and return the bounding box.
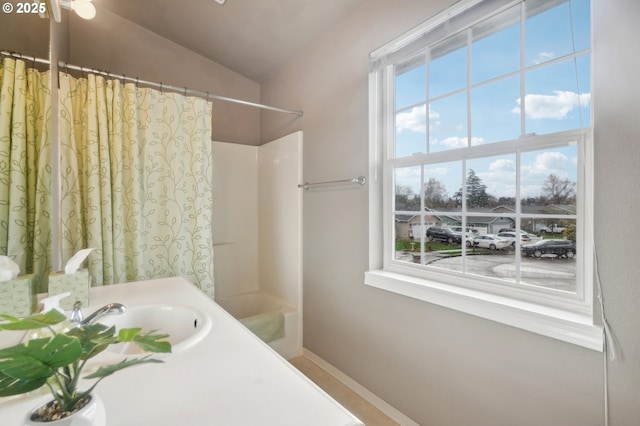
[214,0,227,4]
[48,0,96,22]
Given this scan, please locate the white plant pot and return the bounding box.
[24,393,106,426]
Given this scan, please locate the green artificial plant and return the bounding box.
[0,309,171,418]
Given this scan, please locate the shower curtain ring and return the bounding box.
[135,77,139,88]
[184,86,187,97]
[160,82,163,93]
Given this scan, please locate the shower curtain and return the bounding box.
[0,58,52,292]
[58,71,215,298]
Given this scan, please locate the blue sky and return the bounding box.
[393,0,589,202]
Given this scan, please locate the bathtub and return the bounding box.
[216,291,302,360]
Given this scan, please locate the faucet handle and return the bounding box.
[69,301,84,327]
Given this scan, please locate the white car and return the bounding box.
[497,231,531,248]
[450,226,478,247]
[472,235,511,250]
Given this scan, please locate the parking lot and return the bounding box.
[398,250,576,292]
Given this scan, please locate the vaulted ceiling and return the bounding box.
[93,0,366,82]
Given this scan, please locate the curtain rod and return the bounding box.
[0,50,303,117]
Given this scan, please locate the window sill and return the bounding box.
[364,269,603,351]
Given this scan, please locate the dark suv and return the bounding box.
[522,239,576,258]
[426,227,462,244]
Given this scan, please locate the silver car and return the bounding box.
[473,235,511,250]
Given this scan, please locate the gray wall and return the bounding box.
[66,8,262,145]
[262,0,640,425]
[0,12,49,61]
[0,9,262,145]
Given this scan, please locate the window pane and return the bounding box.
[424,161,463,212]
[395,214,421,264]
[526,0,575,66]
[425,219,463,273]
[395,105,427,157]
[519,218,577,293]
[395,166,422,212]
[521,145,578,212]
[395,61,426,110]
[523,58,590,135]
[428,92,467,153]
[471,5,520,84]
[465,155,517,211]
[429,32,467,99]
[471,76,521,144]
[570,0,591,52]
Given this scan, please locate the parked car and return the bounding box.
[500,229,542,242]
[450,226,477,247]
[450,226,478,235]
[521,239,576,258]
[497,231,531,248]
[426,227,462,244]
[472,235,511,250]
[538,224,566,234]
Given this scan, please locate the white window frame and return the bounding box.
[365,0,602,351]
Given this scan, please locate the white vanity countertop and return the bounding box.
[0,277,364,425]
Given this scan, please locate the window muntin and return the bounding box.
[381,0,591,311]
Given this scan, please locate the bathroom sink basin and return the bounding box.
[99,304,212,355]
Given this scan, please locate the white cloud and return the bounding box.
[469,137,485,147]
[424,166,449,176]
[439,136,467,149]
[394,166,422,193]
[534,52,556,64]
[512,91,591,120]
[489,158,516,172]
[396,105,442,133]
[396,105,427,133]
[475,159,517,198]
[431,136,485,149]
[529,151,570,174]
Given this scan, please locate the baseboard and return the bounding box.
[302,348,420,426]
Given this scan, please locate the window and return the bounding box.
[367,0,601,350]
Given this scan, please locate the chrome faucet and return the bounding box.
[69,301,127,327]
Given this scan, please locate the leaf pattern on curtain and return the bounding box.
[0,58,51,293]
[59,72,214,298]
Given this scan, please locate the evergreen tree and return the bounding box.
[454,169,491,208]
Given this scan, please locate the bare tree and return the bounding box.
[395,184,420,210]
[542,174,576,205]
[423,177,448,209]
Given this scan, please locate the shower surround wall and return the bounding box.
[212,132,303,358]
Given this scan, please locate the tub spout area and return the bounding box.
[239,310,285,343]
[216,290,302,359]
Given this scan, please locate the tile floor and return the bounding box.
[289,355,401,426]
